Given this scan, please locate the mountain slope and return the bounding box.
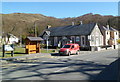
[2,13,119,37]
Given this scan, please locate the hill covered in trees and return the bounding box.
[2,13,119,38]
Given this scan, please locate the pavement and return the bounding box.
[1,49,120,81]
[1,51,92,63]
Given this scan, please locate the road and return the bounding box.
[1,49,119,80]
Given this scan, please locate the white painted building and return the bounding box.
[100,25,119,49]
[41,23,119,51]
[3,34,19,44]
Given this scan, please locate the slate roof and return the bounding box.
[109,27,118,31]
[47,23,96,36]
[99,26,118,31]
[45,31,50,36]
[27,37,43,41]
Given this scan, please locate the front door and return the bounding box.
[95,37,99,46]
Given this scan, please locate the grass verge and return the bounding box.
[0,47,56,58]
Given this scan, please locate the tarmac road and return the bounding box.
[1,49,119,80]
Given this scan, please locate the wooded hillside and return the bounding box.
[2,13,119,38]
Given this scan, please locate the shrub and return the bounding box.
[40,44,47,48]
[117,39,120,44]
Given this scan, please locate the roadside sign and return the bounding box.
[4,45,14,51]
[2,44,14,57]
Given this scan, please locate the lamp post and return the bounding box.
[34,20,39,37]
[19,20,26,47]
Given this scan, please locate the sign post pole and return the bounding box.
[2,44,14,57]
[46,37,48,52]
[11,51,14,57]
[11,44,14,57]
[2,44,5,57]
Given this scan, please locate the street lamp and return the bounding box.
[12,20,26,47]
[19,20,26,47]
[34,20,39,37]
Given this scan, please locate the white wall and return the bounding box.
[114,31,119,45]
[105,31,110,45]
[5,36,19,44]
[90,24,104,46]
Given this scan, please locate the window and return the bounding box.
[100,35,103,45]
[82,37,85,45]
[81,36,86,46]
[62,45,71,48]
[76,36,80,42]
[71,36,75,43]
[62,36,67,39]
[91,35,94,41]
[107,32,108,35]
[71,45,74,48]
[116,32,117,35]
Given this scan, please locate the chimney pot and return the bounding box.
[46,25,51,29]
[107,25,110,30]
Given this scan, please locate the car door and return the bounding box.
[71,45,75,54]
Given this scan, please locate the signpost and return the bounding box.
[2,44,14,57]
[45,31,50,52]
[46,35,49,52]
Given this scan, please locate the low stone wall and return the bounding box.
[91,45,119,51]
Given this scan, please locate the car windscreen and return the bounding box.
[62,45,71,48]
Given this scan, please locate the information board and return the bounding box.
[4,45,14,51]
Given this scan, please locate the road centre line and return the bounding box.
[54,67,69,72]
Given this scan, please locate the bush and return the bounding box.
[40,44,47,48]
[117,39,120,44]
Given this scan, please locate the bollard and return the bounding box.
[2,44,5,57]
[11,44,14,57]
[11,51,14,57]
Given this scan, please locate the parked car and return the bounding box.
[59,44,80,56]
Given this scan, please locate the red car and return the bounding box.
[59,44,80,56]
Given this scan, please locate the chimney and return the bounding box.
[107,25,109,30]
[46,25,51,29]
[72,22,75,26]
[80,21,83,25]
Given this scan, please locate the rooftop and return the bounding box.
[47,23,96,36]
[26,37,43,41]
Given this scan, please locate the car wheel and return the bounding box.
[76,51,79,55]
[68,52,71,56]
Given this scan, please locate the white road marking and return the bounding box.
[54,67,69,72]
